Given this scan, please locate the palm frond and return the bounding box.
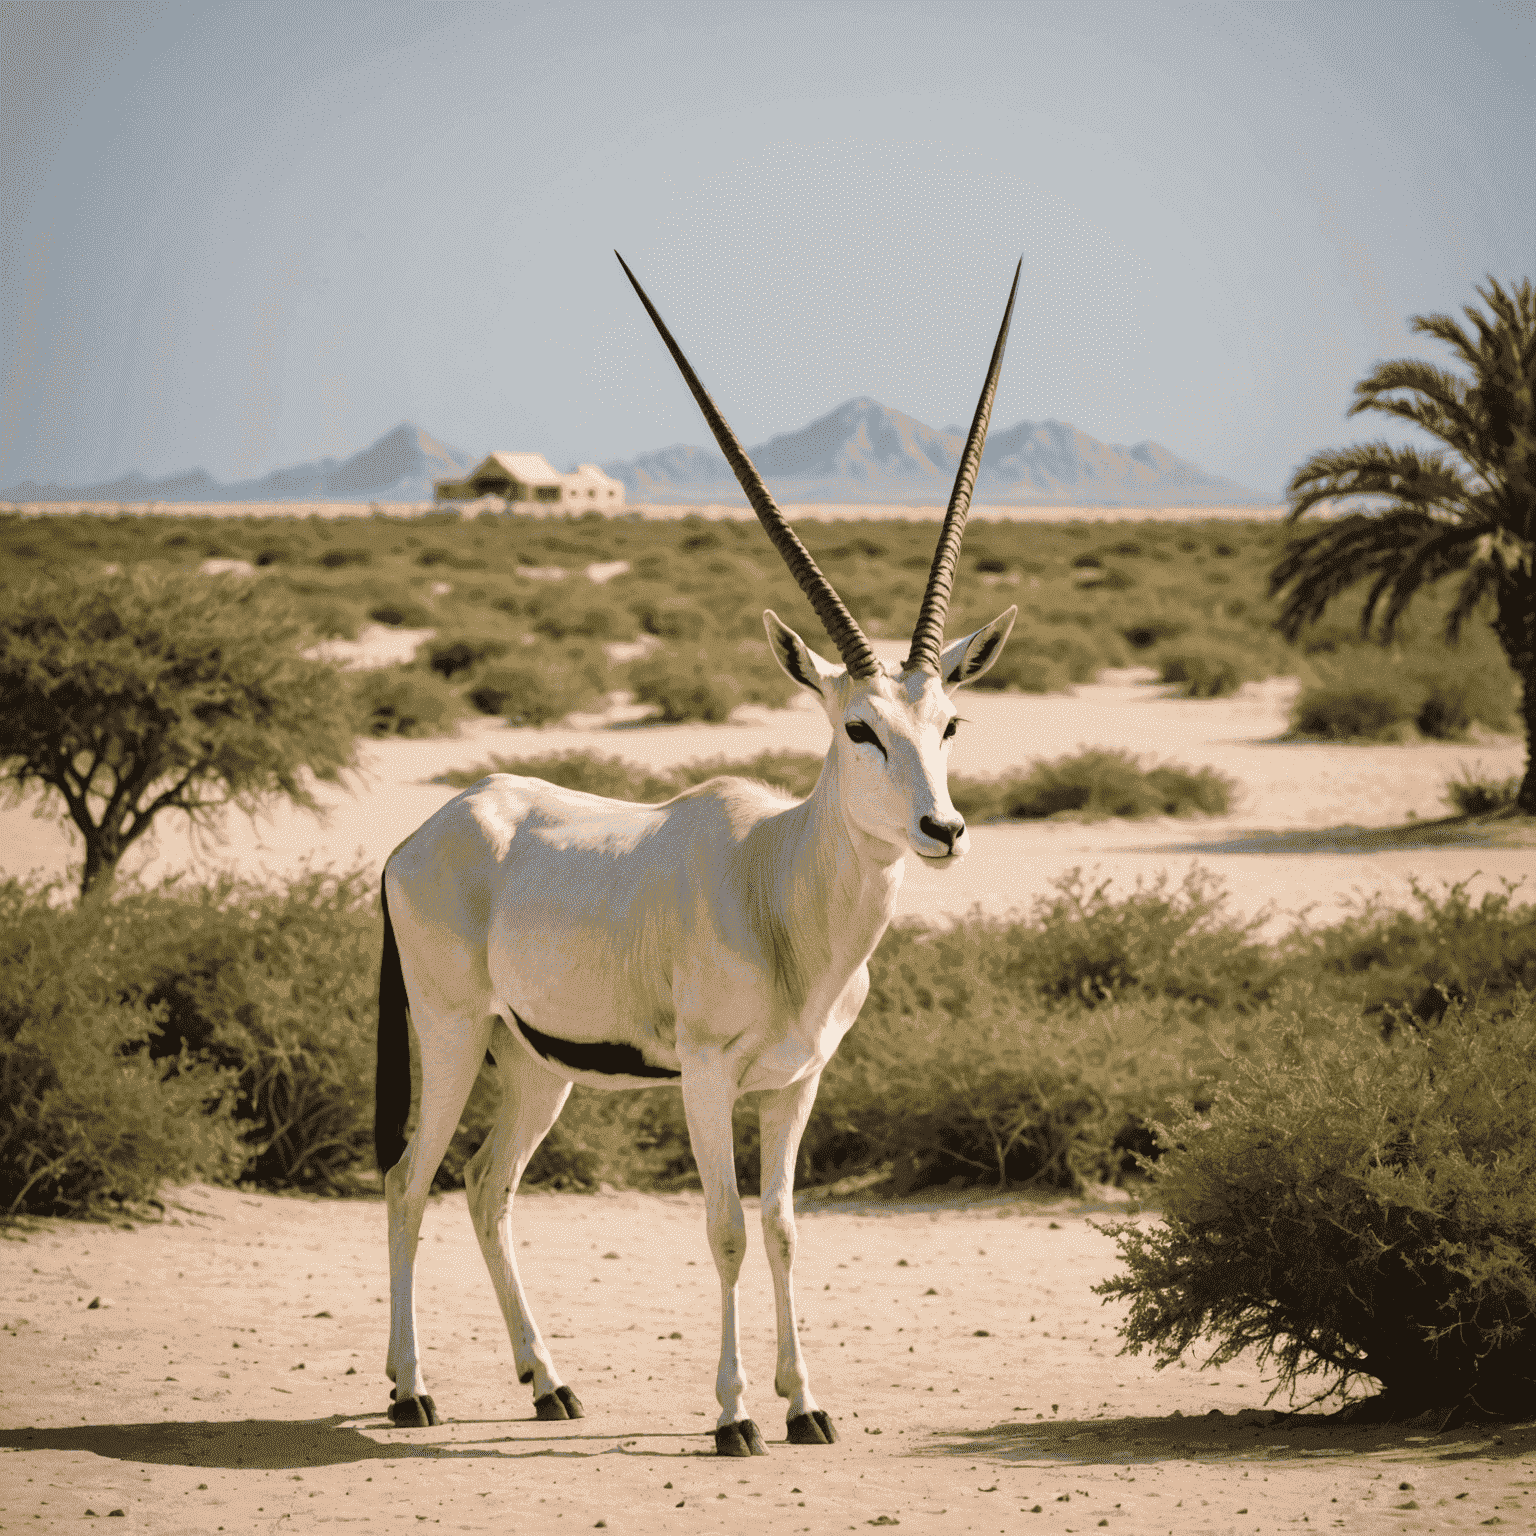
[1445,559,1502,644]
[1286,442,1476,520]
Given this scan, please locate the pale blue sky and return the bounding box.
[3,0,1532,495]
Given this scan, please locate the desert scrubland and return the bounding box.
[2,505,1533,1534]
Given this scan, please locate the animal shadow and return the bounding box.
[0,1413,695,1469]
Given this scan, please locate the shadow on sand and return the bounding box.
[1148,813,1535,857]
[920,1411,1534,1467]
[0,1414,708,1469]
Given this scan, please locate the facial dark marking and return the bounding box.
[777,633,822,693]
[943,718,958,741]
[845,719,887,757]
[512,1010,681,1079]
[948,630,1002,685]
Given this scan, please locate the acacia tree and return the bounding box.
[1270,276,1535,812]
[0,570,359,896]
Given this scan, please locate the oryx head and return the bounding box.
[618,253,1020,864]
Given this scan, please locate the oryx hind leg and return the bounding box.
[463,1019,582,1422]
[384,1004,492,1428]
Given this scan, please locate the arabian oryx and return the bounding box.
[375,252,1021,1455]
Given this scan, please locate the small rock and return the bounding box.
[974,1329,990,1337]
[603,1252,620,1260]
[669,1331,682,1340]
[311,1311,332,1319]
[87,1297,112,1310]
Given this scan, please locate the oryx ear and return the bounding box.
[764,610,842,696]
[940,606,1017,693]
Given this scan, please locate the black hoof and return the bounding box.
[715,1419,768,1457]
[787,1409,838,1445]
[534,1385,584,1422]
[388,1393,439,1427]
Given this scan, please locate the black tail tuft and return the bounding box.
[375,875,411,1174]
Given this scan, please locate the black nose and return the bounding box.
[919,814,964,853]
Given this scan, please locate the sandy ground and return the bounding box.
[2,1184,1533,1536]
[2,648,1528,936]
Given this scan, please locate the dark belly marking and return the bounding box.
[512,1010,682,1079]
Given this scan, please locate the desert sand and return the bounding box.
[2,1182,1533,1535]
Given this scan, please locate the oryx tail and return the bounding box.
[376,878,411,1174]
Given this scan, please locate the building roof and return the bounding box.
[470,452,564,486]
[565,462,624,487]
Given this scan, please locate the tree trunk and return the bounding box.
[78,831,123,899]
[1519,653,1536,815]
[1497,582,1536,815]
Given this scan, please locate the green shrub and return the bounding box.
[1121,617,1189,650]
[368,598,434,627]
[426,633,512,679]
[1444,768,1521,817]
[1096,995,1536,1418]
[950,749,1234,822]
[352,666,465,737]
[1279,879,1536,1025]
[466,664,590,724]
[1288,682,1409,741]
[0,873,382,1200]
[1158,648,1250,699]
[628,643,794,723]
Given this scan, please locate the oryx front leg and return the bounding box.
[682,1064,767,1457]
[463,1029,582,1423]
[759,1073,838,1447]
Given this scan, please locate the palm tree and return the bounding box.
[1270,276,1535,813]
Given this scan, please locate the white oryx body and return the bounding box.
[376,253,1023,1454]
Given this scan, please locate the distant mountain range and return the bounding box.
[0,424,471,505]
[603,398,1269,505]
[1,403,1271,506]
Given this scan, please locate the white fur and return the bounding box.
[381,606,1015,1437]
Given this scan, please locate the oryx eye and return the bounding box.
[845,719,886,756]
[942,718,959,741]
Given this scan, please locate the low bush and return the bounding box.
[1096,994,1536,1418]
[352,666,466,738]
[1288,682,1409,741]
[626,641,796,723]
[1158,648,1251,699]
[1279,878,1536,1026]
[368,599,434,628]
[0,873,377,1211]
[426,633,512,679]
[951,749,1234,822]
[1444,767,1521,817]
[466,664,595,724]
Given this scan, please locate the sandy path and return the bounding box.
[3,664,1528,935]
[2,1184,1531,1534]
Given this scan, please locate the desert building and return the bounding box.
[435,453,625,509]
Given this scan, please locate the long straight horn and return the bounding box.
[905,260,1022,674]
[616,252,881,679]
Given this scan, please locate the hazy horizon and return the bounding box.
[3,0,1532,499]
